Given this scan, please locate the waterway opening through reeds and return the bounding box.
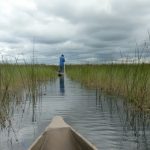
[0,76,150,150]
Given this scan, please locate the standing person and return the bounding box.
[59,54,65,73]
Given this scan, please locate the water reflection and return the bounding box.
[0,77,150,150]
[59,76,65,95]
[95,89,150,150]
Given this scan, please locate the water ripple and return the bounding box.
[0,77,150,150]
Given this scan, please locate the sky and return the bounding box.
[0,0,150,64]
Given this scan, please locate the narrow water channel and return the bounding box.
[0,76,150,150]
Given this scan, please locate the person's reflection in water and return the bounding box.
[59,76,65,95]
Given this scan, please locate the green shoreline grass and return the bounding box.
[66,64,150,111]
[0,63,57,128]
[0,64,57,90]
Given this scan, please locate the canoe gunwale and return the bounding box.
[70,127,97,150]
[28,116,97,150]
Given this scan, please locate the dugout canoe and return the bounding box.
[58,72,64,76]
[28,116,97,150]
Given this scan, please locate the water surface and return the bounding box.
[0,76,150,150]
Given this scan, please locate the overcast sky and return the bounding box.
[0,0,150,64]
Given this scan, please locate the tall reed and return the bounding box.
[0,62,57,128]
[66,64,150,110]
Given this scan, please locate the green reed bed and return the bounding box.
[0,64,57,90]
[66,64,150,110]
[0,63,57,128]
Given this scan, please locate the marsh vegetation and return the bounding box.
[66,64,150,111]
[0,63,57,129]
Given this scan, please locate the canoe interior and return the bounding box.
[29,127,95,150]
[28,116,96,150]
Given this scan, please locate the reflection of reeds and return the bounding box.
[0,62,57,128]
[96,92,150,149]
[66,64,150,110]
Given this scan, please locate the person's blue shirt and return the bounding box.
[59,55,65,66]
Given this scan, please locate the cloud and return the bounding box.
[0,0,150,64]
